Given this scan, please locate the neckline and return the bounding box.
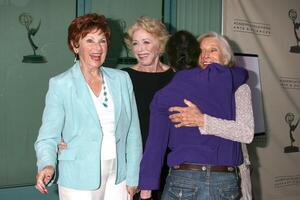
[125,67,173,74]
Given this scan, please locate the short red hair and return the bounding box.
[67,13,111,52]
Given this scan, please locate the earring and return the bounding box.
[73,55,77,63]
[74,49,78,63]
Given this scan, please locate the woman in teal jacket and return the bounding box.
[34,13,142,200]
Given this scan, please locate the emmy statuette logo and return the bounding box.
[19,13,47,63]
[118,20,137,64]
[284,112,300,153]
[288,9,300,53]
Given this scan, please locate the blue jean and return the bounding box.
[161,168,241,200]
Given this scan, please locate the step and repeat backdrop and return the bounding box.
[223,0,300,199]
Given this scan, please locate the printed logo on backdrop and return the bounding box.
[284,112,299,153]
[288,9,300,53]
[274,175,300,189]
[280,77,300,90]
[19,13,47,63]
[232,19,271,36]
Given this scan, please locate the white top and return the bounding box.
[87,77,116,160]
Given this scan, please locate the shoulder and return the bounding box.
[229,66,249,90]
[161,64,171,71]
[120,67,132,73]
[120,67,136,79]
[49,65,74,85]
[46,64,81,94]
[230,65,247,74]
[173,68,198,79]
[102,67,130,79]
[102,67,133,91]
[230,66,249,80]
[153,70,194,103]
[236,84,251,96]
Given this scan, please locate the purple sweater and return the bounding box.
[139,63,248,190]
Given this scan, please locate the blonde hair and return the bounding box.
[125,16,169,55]
[197,32,235,67]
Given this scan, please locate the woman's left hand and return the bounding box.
[127,186,139,200]
[169,99,204,128]
[140,190,152,199]
[57,138,67,153]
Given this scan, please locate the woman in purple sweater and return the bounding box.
[139,31,251,200]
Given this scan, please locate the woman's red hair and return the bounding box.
[67,13,111,52]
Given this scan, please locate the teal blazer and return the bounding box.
[35,62,142,190]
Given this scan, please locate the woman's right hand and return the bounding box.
[35,165,55,194]
[126,186,138,200]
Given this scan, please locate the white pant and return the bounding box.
[58,159,129,200]
[239,163,252,200]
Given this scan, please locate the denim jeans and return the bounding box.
[161,168,241,200]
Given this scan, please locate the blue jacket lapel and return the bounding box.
[71,62,100,128]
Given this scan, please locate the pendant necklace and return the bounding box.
[101,75,108,108]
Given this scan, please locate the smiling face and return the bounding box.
[73,29,108,71]
[198,37,225,69]
[131,28,161,67]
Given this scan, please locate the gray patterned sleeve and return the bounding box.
[200,84,254,143]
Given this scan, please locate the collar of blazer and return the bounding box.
[70,62,122,131]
